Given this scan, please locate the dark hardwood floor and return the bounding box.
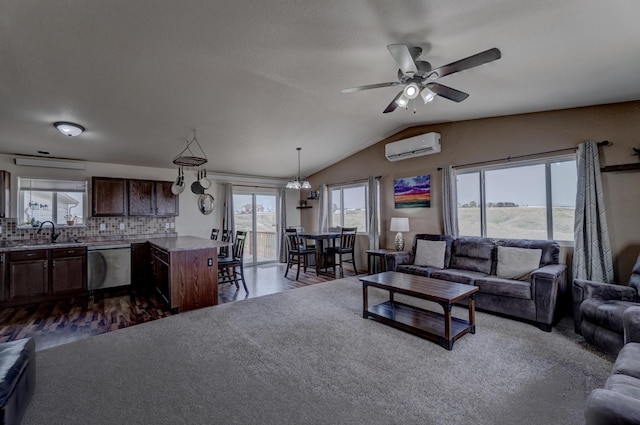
[0,263,355,351]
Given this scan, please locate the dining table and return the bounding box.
[298,231,341,275]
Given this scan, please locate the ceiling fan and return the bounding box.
[341,44,501,113]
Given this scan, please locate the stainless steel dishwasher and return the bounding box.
[87,244,132,291]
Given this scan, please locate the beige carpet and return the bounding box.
[23,277,613,425]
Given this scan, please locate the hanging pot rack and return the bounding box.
[173,129,208,168]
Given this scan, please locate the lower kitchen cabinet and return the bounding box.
[2,247,87,306]
[51,247,87,294]
[131,242,150,288]
[150,245,170,303]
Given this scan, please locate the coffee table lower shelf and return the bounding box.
[365,301,472,350]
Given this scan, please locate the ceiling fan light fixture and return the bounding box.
[54,121,85,137]
[420,88,436,104]
[404,83,420,99]
[395,94,409,108]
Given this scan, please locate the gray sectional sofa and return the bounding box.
[385,234,568,331]
[584,306,640,425]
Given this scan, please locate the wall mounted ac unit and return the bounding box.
[385,132,441,162]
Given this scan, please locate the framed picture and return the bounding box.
[394,174,431,208]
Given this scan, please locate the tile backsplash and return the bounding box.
[0,216,176,243]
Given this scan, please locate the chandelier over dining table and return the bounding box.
[286,147,312,189]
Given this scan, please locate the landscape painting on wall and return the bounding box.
[394,175,431,208]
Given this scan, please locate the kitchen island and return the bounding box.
[147,236,229,312]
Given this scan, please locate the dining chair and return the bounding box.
[286,226,315,250]
[210,228,220,240]
[218,230,248,293]
[284,229,317,281]
[326,227,358,278]
[219,229,233,257]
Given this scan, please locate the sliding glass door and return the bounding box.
[233,190,278,266]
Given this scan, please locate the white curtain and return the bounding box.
[367,176,380,250]
[442,165,459,237]
[573,141,614,282]
[317,184,329,232]
[222,183,234,234]
[277,188,287,262]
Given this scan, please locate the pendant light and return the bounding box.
[286,147,312,189]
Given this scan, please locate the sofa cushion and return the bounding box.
[411,234,454,269]
[475,276,532,300]
[496,238,560,267]
[606,373,640,400]
[430,268,489,286]
[449,237,494,274]
[496,246,542,281]
[0,338,35,406]
[414,240,446,269]
[581,298,638,334]
[612,342,640,380]
[396,264,433,278]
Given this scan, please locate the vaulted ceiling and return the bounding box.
[1,1,639,179]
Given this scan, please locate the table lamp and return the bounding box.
[390,217,410,251]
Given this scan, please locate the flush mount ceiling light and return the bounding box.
[54,121,85,137]
[286,147,312,190]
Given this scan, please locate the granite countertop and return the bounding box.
[147,236,229,252]
[0,236,228,253]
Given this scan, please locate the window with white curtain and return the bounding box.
[456,156,577,241]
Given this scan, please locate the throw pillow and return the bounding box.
[496,246,543,281]
[414,240,446,269]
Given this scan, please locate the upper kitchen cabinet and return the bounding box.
[128,179,178,217]
[0,171,10,218]
[92,177,127,217]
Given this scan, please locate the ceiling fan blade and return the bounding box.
[383,91,404,114]
[341,82,401,94]
[430,48,501,79]
[387,44,419,75]
[426,83,469,102]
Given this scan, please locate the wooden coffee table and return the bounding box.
[360,271,479,350]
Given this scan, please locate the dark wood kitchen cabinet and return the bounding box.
[150,245,170,304]
[0,170,10,218]
[50,247,87,295]
[131,242,150,288]
[92,177,128,217]
[3,247,87,306]
[0,253,5,302]
[128,180,178,217]
[7,250,49,302]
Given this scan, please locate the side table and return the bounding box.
[365,249,409,274]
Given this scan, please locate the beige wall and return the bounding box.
[302,101,640,281]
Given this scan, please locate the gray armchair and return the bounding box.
[573,255,640,354]
[584,306,640,425]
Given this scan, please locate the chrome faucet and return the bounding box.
[37,220,60,243]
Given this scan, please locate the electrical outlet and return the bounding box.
[99,223,106,231]
[165,223,170,229]
[0,225,2,234]
[207,258,213,266]
[119,223,125,230]
[170,222,175,229]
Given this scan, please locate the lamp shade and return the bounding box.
[390,217,410,232]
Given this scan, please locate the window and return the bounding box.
[18,178,87,227]
[329,183,368,232]
[456,156,576,241]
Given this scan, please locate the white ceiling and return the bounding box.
[2,1,639,179]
